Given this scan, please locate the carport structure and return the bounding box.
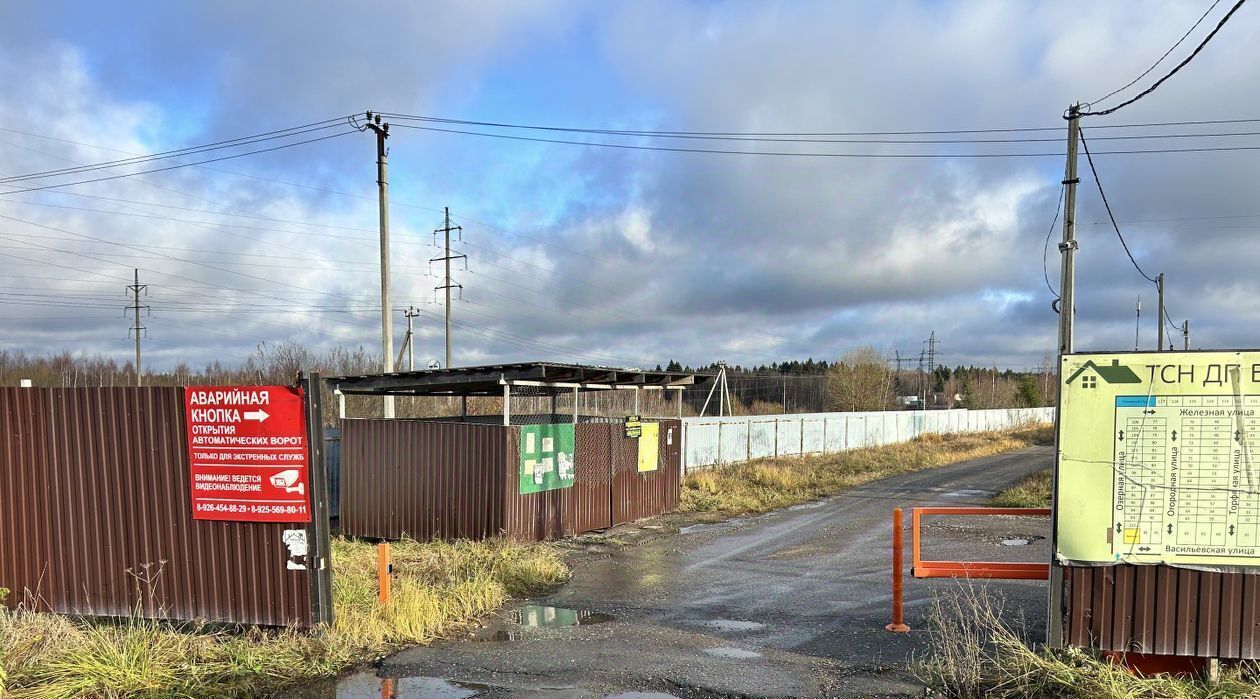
[330,361,697,423]
[327,362,704,542]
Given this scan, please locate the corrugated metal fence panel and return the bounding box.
[502,425,565,542]
[681,407,1054,470]
[613,420,681,526]
[0,387,313,627]
[340,419,506,540]
[1064,564,1260,659]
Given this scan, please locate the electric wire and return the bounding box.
[393,123,1260,158]
[1043,184,1066,298]
[1079,128,1160,284]
[1082,0,1248,117]
[0,130,358,196]
[1089,0,1224,107]
[0,118,351,184]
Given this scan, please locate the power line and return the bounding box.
[0,118,351,185]
[0,130,358,196]
[382,112,1260,137]
[1089,0,1224,106]
[1079,128,1159,284]
[393,122,1260,159]
[1082,0,1248,117]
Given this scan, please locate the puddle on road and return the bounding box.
[703,647,762,659]
[511,604,616,628]
[942,489,996,498]
[605,693,682,699]
[1001,538,1031,546]
[291,672,489,698]
[695,619,766,632]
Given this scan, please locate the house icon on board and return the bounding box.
[1065,359,1143,389]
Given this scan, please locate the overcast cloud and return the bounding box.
[0,0,1257,372]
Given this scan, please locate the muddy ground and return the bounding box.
[290,445,1053,698]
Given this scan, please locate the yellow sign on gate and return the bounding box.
[637,422,659,473]
[1057,351,1260,569]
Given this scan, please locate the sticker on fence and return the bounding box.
[520,423,576,494]
[184,385,311,522]
[638,422,659,472]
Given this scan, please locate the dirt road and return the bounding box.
[302,445,1053,698]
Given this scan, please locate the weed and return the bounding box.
[0,537,568,698]
[680,425,1053,515]
[990,468,1053,508]
[915,585,1260,698]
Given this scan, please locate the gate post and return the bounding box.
[302,372,335,625]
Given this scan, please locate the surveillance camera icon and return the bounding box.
[270,469,305,495]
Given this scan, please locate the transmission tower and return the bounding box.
[125,268,149,387]
[431,207,466,369]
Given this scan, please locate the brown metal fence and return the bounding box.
[340,419,508,540]
[1065,564,1260,658]
[341,418,682,542]
[0,387,322,627]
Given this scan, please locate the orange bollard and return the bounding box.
[377,542,391,605]
[886,507,910,633]
[380,677,396,699]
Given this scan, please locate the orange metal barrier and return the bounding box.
[887,505,1051,632]
[911,506,1051,579]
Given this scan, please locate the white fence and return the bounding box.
[681,407,1054,472]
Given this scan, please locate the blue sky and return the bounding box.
[0,1,1258,373]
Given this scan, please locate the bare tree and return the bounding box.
[826,346,894,412]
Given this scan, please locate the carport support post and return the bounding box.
[503,382,511,426]
[573,386,579,423]
[634,387,640,416]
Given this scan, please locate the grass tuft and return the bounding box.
[0,536,568,698]
[681,425,1053,515]
[989,468,1053,508]
[916,585,1260,698]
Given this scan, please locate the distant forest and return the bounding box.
[0,344,1052,424]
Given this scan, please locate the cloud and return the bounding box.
[1,0,1257,374]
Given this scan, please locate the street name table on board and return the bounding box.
[184,385,311,522]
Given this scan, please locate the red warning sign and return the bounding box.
[184,385,311,522]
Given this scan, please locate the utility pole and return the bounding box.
[125,268,149,387]
[1134,295,1141,351]
[1048,102,1082,649]
[1183,320,1190,351]
[364,111,394,418]
[1156,273,1166,352]
[431,207,465,370]
[398,306,420,371]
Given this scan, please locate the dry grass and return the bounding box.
[916,585,1260,698]
[990,467,1053,508]
[681,425,1054,515]
[0,537,568,698]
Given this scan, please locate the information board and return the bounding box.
[1057,351,1260,568]
[519,423,576,494]
[637,422,659,472]
[185,385,311,522]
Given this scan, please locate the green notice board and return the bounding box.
[519,423,576,494]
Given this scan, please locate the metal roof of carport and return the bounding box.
[328,361,706,396]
